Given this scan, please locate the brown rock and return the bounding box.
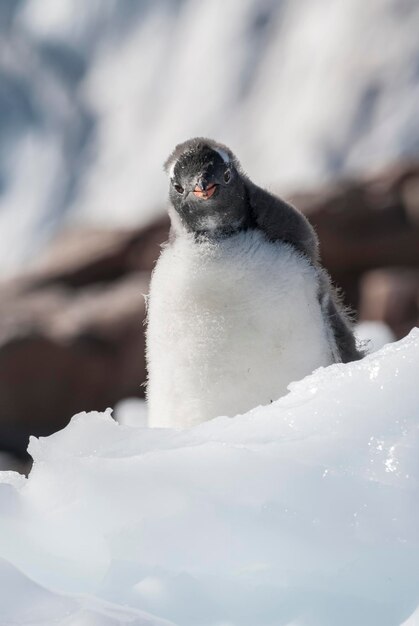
[358,269,419,339]
[32,215,170,288]
[290,162,419,309]
[0,272,149,454]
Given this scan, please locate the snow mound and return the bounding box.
[0,329,419,625]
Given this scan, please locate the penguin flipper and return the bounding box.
[319,271,364,363]
[245,180,319,263]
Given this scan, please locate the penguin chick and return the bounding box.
[146,138,363,428]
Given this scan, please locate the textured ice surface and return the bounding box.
[0,329,418,625]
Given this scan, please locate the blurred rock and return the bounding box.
[291,162,419,307]
[0,270,149,455]
[32,216,170,288]
[1,162,419,455]
[358,269,419,339]
[0,218,169,456]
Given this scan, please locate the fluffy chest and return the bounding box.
[150,230,320,344]
[147,230,333,427]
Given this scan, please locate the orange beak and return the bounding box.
[193,183,217,199]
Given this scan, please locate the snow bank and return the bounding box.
[0,329,418,625]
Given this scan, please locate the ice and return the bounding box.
[0,558,172,626]
[0,329,418,625]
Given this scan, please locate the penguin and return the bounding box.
[146,138,363,428]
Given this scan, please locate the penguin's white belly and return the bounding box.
[146,230,334,428]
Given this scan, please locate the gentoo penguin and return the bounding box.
[146,138,362,428]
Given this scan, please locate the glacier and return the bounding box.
[0,328,418,625]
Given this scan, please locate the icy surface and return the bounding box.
[2,0,419,272]
[0,329,419,625]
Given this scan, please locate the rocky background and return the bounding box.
[1,160,419,458]
[1,0,419,463]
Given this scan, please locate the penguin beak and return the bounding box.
[193,180,217,200]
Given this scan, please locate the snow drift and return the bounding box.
[0,329,418,625]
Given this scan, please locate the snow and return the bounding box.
[0,328,418,624]
[356,321,396,353]
[114,397,148,428]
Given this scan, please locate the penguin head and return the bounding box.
[164,138,248,237]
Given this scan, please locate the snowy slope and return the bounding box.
[0,329,418,625]
[2,0,419,271]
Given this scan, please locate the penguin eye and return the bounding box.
[224,169,231,184]
[173,182,184,194]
